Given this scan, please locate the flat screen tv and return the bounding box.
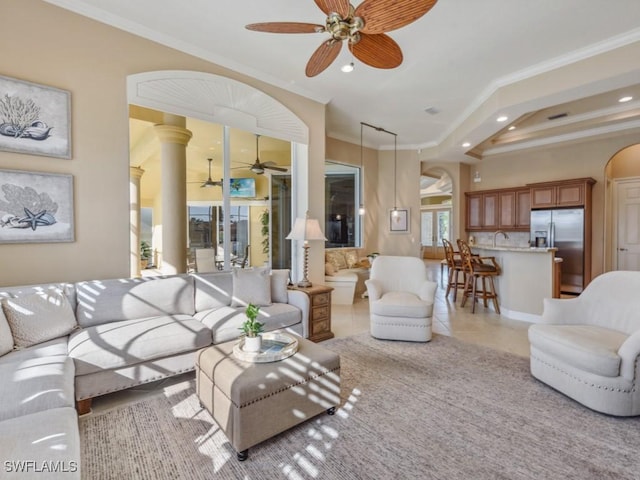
[228,178,255,198]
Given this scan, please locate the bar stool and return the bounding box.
[442,239,465,302]
[457,239,501,314]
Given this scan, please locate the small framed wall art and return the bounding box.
[389,208,410,234]
[0,74,71,159]
[0,168,74,243]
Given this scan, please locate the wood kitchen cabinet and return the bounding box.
[465,191,498,231]
[529,178,595,209]
[465,187,530,232]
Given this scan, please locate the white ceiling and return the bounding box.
[45,0,640,157]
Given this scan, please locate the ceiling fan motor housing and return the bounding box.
[326,7,363,44]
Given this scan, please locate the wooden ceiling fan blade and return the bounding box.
[314,0,351,17]
[355,0,438,34]
[305,40,342,77]
[246,22,324,34]
[350,33,402,69]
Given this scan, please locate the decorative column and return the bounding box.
[154,115,192,275]
[129,166,145,277]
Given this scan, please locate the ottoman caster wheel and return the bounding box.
[327,407,336,415]
[237,450,248,462]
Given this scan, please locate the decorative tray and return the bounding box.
[233,332,299,363]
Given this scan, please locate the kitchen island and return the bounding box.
[470,245,557,322]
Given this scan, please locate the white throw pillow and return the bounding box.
[1,290,78,348]
[231,267,272,307]
[0,308,13,356]
[271,269,290,303]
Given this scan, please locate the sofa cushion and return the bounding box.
[0,337,68,366]
[344,249,359,268]
[371,292,433,318]
[528,324,627,377]
[1,289,77,348]
[75,275,195,328]
[0,307,12,356]
[0,356,75,421]
[0,407,80,479]
[326,250,347,270]
[193,271,233,312]
[231,267,271,307]
[195,304,302,344]
[271,269,290,303]
[325,262,337,276]
[68,315,212,376]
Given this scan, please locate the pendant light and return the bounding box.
[358,122,365,215]
[361,122,398,215]
[392,133,398,216]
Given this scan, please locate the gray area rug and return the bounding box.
[79,333,640,479]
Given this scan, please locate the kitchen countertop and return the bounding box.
[471,245,557,253]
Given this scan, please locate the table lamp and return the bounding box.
[286,212,327,287]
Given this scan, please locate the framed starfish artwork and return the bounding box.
[0,169,74,243]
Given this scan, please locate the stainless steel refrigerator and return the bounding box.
[530,208,584,294]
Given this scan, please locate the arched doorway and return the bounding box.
[605,143,640,271]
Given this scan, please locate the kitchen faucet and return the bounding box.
[493,230,509,247]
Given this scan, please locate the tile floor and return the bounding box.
[91,260,532,414]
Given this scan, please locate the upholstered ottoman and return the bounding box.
[195,334,341,461]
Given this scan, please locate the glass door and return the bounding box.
[421,208,450,259]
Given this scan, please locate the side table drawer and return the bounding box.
[313,305,329,320]
[312,292,330,307]
[312,319,330,336]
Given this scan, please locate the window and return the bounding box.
[188,205,249,260]
[325,163,361,248]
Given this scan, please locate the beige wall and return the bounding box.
[0,0,325,287]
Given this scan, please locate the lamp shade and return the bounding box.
[286,216,327,242]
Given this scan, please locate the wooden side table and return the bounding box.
[288,284,334,342]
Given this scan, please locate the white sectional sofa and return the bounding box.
[0,268,309,478]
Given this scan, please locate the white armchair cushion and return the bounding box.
[371,292,432,318]
[529,324,626,377]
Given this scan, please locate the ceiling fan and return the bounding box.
[235,135,288,175]
[246,0,438,77]
[190,158,223,188]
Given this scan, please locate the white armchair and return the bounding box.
[528,271,640,416]
[365,255,437,342]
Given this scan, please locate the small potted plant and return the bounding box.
[140,241,152,269]
[240,303,264,352]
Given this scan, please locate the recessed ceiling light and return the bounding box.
[340,62,354,73]
[496,115,508,122]
[508,126,516,131]
[462,142,471,148]
[619,96,633,103]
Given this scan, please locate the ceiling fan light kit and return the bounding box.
[246,0,438,77]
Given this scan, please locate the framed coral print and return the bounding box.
[0,75,71,159]
[389,208,410,233]
[0,169,74,243]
